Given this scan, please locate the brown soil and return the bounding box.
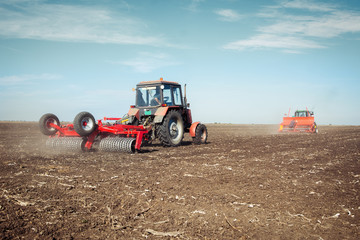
[0,122,359,239]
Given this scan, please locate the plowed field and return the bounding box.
[1,122,359,239]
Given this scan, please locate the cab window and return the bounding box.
[136,86,161,107]
[163,85,173,105]
[172,86,182,106]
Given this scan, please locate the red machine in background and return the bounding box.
[279,108,318,133]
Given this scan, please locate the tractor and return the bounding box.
[279,108,318,133]
[39,78,208,153]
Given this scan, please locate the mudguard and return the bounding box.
[128,108,140,120]
[189,121,200,137]
[154,107,169,123]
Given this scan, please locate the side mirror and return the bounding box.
[187,103,190,108]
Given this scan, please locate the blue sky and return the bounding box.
[0,0,359,125]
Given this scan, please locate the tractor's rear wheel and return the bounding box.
[157,110,184,147]
[39,113,60,136]
[193,124,208,144]
[74,112,96,137]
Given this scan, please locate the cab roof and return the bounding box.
[137,78,180,87]
[295,110,314,113]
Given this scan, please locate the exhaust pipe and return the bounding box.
[184,84,189,108]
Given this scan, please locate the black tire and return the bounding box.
[157,110,184,147]
[313,122,318,133]
[193,124,208,144]
[289,120,296,128]
[73,112,96,137]
[39,113,60,136]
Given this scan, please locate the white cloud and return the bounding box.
[0,1,167,46]
[281,0,336,12]
[223,0,360,52]
[259,10,360,38]
[0,73,61,86]
[185,0,205,12]
[224,34,324,51]
[119,52,181,73]
[215,9,242,22]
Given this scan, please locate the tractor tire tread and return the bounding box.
[156,110,184,147]
[193,124,208,144]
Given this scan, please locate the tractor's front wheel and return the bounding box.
[73,112,97,137]
[39,113,60,136]
[157,110,184,147]
[193,124,208,144]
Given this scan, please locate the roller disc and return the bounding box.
[99,137,136,153]
[46,137,85,152]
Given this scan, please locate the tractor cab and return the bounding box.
[294,110,314,117]
[135,80,184,108]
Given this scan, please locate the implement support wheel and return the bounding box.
[39,113,60,136]
[74,111,97,137]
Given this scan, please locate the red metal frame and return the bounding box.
[279,116,316,133]
[48,118,150,151]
